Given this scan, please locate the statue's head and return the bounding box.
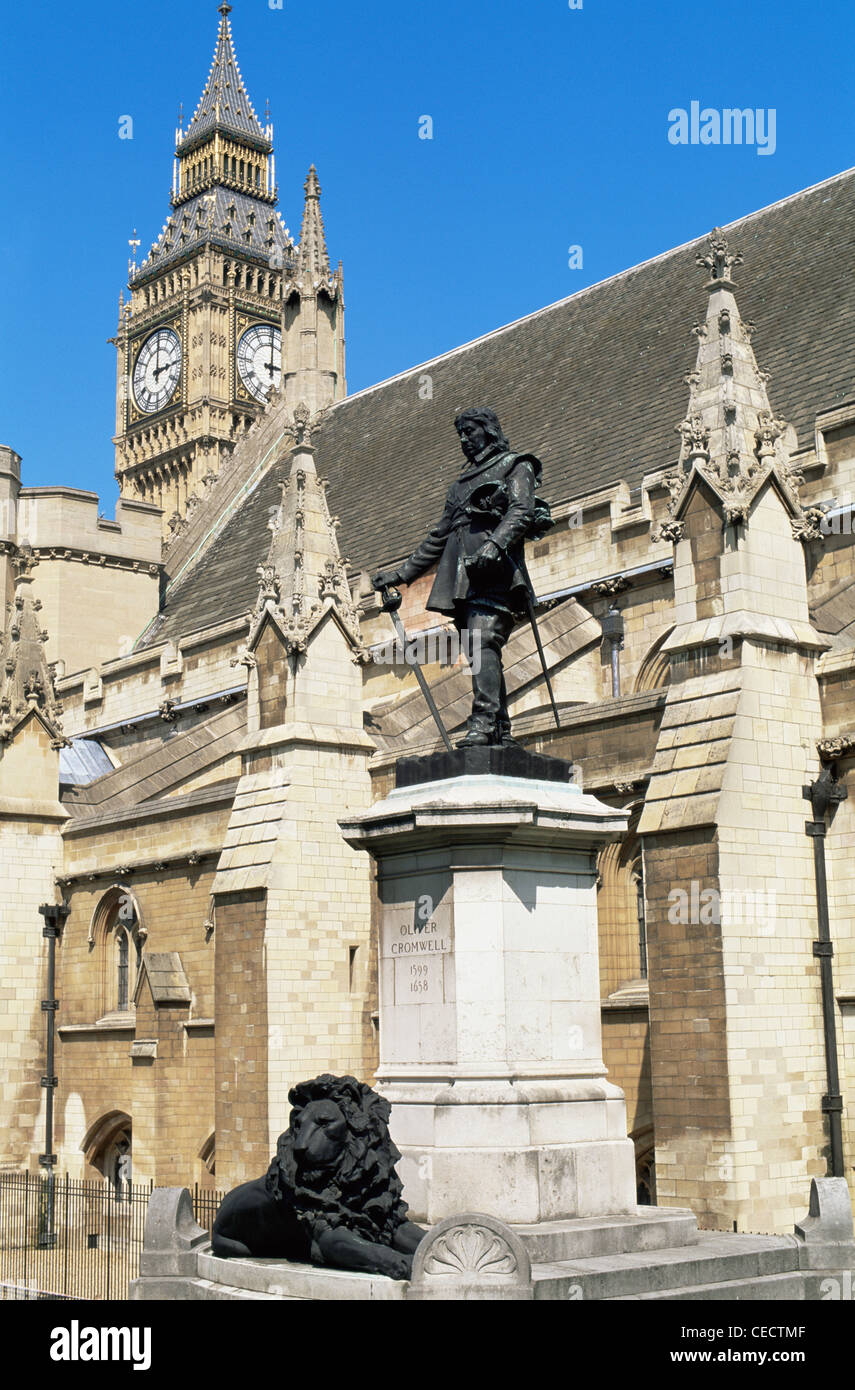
[454,407,509,463]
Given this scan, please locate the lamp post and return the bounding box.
[803,767,847,1177]
[37,900,69,1248]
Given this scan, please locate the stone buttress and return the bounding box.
[210,405,375,1186]
[639,231,835,1230]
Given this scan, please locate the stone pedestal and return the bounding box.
[340,771,637,1225]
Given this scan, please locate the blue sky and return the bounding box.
[2,0,853,510]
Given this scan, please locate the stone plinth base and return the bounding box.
[340,772,636,1225]
[395,744,572,788]
[383,1077,634,1225]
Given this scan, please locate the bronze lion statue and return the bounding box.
[211,1074,425,1279]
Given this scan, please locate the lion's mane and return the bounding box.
[264,1074,410,1247]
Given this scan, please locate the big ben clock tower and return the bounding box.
[113,3,343,535]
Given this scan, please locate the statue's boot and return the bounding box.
[495,716,521,747]
[457,715,497,748]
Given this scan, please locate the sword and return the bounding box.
[520,560,561,730]
[378,586,454,753]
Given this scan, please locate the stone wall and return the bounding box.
[0,809,64,1169]
[214,889,269,1189]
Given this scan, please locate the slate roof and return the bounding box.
[143,166,855,648]
[134,189,294,282]
[181,7,270,152]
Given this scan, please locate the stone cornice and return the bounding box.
[241,721,376,756]
[27,546,159,576]
[56,843,223,878]
[0,796,67,822]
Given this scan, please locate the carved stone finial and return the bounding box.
[696,227,743,288]
[754,409,785,461]
[677,412,710,464]
[256,563,279,605]
[292,400,312,444]
[318,558,343,602]
[12,544,37,581]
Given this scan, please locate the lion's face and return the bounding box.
[270,1075,409,1244]
[291,1098,348,1171]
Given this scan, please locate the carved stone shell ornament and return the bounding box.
[422,1224,518,1278]
[407,1212,533,1301]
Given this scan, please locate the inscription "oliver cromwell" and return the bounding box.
[387,920,452,956]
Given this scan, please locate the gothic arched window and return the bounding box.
[117,927,129,1011]
[89,885,147,1019]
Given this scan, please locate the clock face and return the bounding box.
[133,328,181,414]
[237,323,282,403]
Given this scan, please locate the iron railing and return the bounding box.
[0,1172,224,1300]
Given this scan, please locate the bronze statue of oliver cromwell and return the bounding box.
[373,408,549,747]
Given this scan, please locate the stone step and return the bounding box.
[196,1251,408,1301]
[189,1278,298,1301]
[531,1233,800,1301]
[611,1271,806,1301]
[513,1208,698,1263]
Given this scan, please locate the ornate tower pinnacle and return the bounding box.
[242,414,364,660]
[281,167,346,414]
[0,552,65,748]
[296,166,331,285]
[664,228,802,529]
